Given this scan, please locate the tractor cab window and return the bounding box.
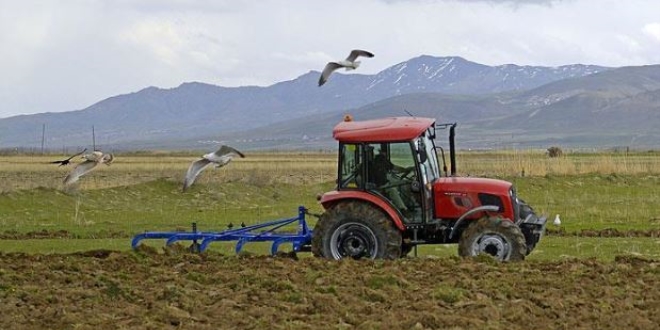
[338,143,364,189]
[367,142,420,222]
[416,131,440,184]
[367,143,415,187]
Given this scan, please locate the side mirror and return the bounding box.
[419,150,427,163]
[417,140,428,163]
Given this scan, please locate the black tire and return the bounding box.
[312,201,402,260]
[457,216,527,262]
[400,243,415,258]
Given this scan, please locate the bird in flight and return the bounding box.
[49,148,87,167]
[182,145,245,192]
[63,150,114,186]
[318,49,374,86]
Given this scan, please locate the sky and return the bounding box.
[1,0,659,119]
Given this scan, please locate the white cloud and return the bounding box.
[1,0,660,118]
[121,19,185,66]
[643,22,660,41]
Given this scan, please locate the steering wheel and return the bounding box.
[398,166,415,180]
[380,167,415,189]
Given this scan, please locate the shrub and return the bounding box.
[547,146,563,158]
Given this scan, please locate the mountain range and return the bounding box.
[2,55,659,151]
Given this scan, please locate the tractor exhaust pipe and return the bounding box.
[449,123,456,176]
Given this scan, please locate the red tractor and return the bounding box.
[312,116,547,261]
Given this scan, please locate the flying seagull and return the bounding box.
[49,148,87,167]
[318,49,374,86]
[63,151,114,186]
[182,145,245,192]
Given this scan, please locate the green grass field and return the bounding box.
[1,150,659,260]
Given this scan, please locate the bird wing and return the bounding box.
[182,158,212,191]
[63,160,100,185]
[51,148,87,164]
[67,148,88,161]
[215,145,245,158]
[319,62,344,86]
[346,49,374,62]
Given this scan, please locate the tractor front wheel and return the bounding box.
[312,201,402,260]
[458,216,527,261]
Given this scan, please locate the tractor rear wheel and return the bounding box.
[458,216,527,261]
[312,201,402,260]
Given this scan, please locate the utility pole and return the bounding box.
[92,125,96,151]
[41,123,46,154]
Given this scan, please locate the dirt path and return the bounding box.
[1,249,659,329]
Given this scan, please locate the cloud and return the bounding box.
[643,22,660,41]
[380,0,565,4]
[1,0,660,118]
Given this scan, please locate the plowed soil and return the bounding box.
[4,227,660,240]
[1,248,659,330]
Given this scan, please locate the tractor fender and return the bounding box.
[448,205,501,240]
[319,190,405,231]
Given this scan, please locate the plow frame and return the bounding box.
[131,206,313,255]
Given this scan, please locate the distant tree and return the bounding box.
[547,146,563,158]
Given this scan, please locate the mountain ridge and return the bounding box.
[6,55,655,151]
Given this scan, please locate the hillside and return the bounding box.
[213,65,660,150]
[0,55,610,150]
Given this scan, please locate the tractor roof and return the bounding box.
[333,116,435,143]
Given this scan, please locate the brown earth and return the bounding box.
[1,247,659,330]
[4,227,660,240]
[0,229,128,240]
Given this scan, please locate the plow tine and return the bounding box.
[272,237,298,255]
[235,237,249,254]
[165,233,214,249]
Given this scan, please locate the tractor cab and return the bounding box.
[330,116,444,225]
[337,134,440,224]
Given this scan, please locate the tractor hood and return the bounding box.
[433,177,512,196]
[433,177,515,220]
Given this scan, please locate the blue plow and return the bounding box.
[131,206,313,255]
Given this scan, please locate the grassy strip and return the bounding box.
[2,237,658,262]
[2,152,660,258]
[3,174,660,235]
[0,179,328,236]
[510,174,660,232]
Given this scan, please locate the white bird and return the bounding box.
[182,145,245,192]
[82,151,104,162]
[553,214,561,226]
[63,151,114,185]
[318,49,374,86]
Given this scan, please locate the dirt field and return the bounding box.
[1,248,659,330]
